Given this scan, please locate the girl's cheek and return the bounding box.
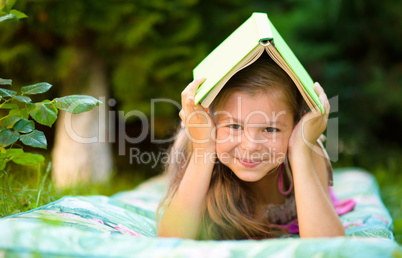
[265,135,289,151]
[216,130,229,154]
[216,129,241,146]
[215,143,232,164]
[216,139,237,154]
[216,130,239,162]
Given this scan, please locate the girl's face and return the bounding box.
[215,91,294,182]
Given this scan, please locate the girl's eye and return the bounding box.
[228,124,242,130]
[264,127,278,133]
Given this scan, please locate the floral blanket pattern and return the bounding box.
[0,168,401,257]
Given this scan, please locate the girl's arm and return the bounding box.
[288,83,345,238]
[290,146,344,238]
[157,148,215,238]
[157,78,215,239]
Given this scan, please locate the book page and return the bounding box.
[264,43,316,111]
[200,46,265,107]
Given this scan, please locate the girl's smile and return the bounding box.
[236,158,262,168]
[215,91,294,182]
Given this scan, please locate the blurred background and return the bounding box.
[1,0,401,242]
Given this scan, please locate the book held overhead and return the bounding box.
[193,12,324,114]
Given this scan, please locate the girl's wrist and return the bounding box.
[288,143,312,164]
[193,143,216,153]
[191,146,216,164]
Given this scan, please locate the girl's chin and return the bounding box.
[234,173,265,182]
[230,168,268,182]
[229,163,280,182]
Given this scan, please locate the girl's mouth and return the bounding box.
[236,158,262,168]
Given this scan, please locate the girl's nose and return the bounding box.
[240,129,263,151]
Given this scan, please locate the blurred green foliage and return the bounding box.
[0,0,400,156]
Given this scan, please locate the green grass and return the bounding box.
[372,166,402,244]
[0,163,147,218]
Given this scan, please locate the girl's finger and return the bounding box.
[324,97,330,113]
[192,101,210,121]
[182,77,205,96]
[187,77,206,100]
[181,78,205,112]
[184,96,196,113]
[181,79,197,104]
[314,83,328,104]
[179,109,185,121]
[314,82,324,94]
[314,82,329,116]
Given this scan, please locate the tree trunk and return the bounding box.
[52,50,112,189]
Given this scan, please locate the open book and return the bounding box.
[193,12,324,113]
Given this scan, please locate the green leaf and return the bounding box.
[12,152,45,166]
[0,88,17,97]
[4,148,23,157]
[0,0,16,12]
[9,108,29,119]
[21,82,52,95]
[0,78,12,85]
[54,95,102,114]
[13,95,32,103]
[3,115,22,128]
[9,9,27,19]
[0,152,9,170]
[19,130,47,149]
[0,103,18,109]
[0,161,6,170]
[29,102,58,127]
[13,119,34,133]
[1,148,21,169]
[0,129,19,147]
[1,148,44,167]
[0,13,17,22]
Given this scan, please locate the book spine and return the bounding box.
[253,12,273,42]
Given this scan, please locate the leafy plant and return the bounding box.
[0,0,27,22]
[0,79,102,170]
[0,0,102,173]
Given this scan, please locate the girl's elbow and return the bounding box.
[300,227,345,238]
[157,223,171,238]
[333,227,346,237]
[329,221,346,237]
[157,226,197,239]
[157,224,177,238]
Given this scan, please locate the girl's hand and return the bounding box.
[288,82,330,158]
[179,78,216,151]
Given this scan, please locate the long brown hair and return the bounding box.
[157,55,305,240]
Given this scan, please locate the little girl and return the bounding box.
[157,55,352,240]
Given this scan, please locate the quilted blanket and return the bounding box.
[0,168,401,257]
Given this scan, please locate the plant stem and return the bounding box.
[36,162,51,207]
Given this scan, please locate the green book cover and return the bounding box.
[193,12,324,113]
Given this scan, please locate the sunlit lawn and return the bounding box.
[0,163,147,218]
